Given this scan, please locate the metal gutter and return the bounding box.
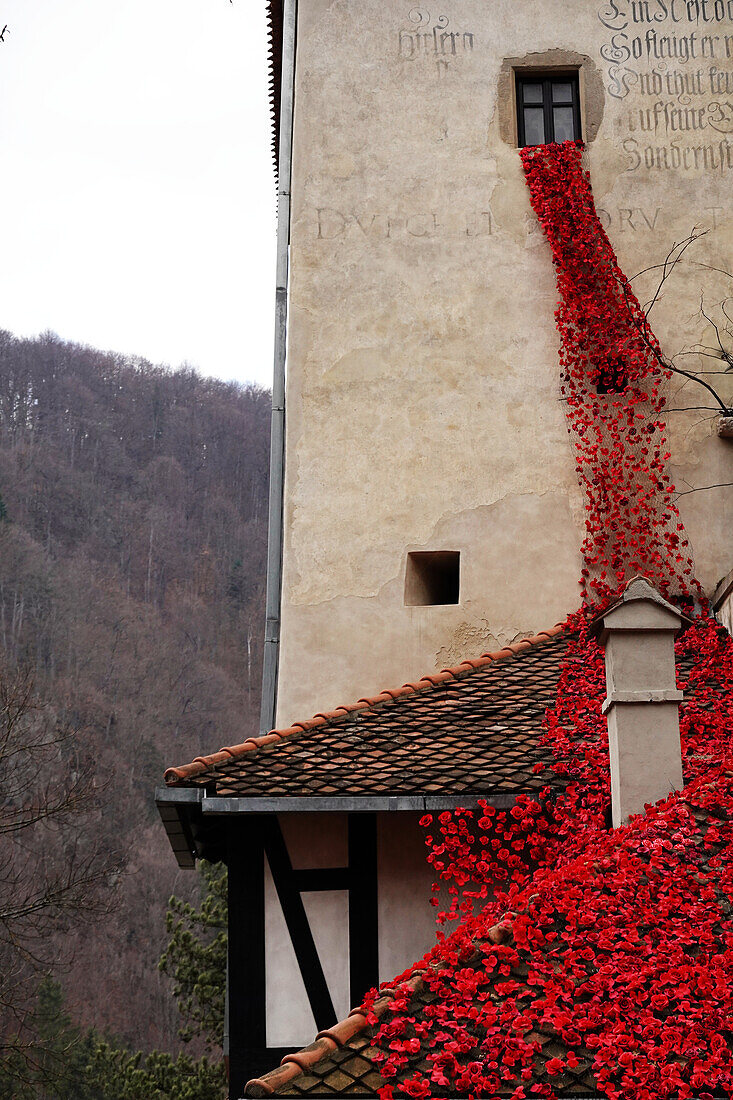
[155,788,526,816]
[155,786,539,864]
[259,0,297,736]
[202,793,522,813]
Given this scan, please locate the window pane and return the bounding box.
[523,107,545,145]
[553,106,575,142]
[522,82,543,104]
[552,82,573,103]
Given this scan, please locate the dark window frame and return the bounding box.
[516,71,582,148]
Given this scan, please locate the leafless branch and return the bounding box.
[0,663,122,1082]
[673,483,732,499]
[634,229,708,317]
[619,231,733,416]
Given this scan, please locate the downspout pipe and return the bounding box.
[260,0,297,736]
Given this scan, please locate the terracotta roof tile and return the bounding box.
[244,968,432,1097]
[164,626,570,798]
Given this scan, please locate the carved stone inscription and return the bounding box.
[398,8,476,78]
[598,0,733,170]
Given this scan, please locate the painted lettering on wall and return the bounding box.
[596,204,664,228]
[398,8,476,78]
[573,202,723,232]
[313,208,493,241]
[598,0,733,169]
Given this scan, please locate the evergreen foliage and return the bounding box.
[0,867,227,1099]
[159,862,228,1048]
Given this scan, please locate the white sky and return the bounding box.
[0,0,277,387]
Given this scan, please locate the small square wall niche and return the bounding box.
[405,551,460,606]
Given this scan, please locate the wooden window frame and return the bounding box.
[516,71,581,148]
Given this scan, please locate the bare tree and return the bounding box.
[0,665,121,1086]
[625,229,733,420]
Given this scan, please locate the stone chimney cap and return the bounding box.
[590,576,691,641]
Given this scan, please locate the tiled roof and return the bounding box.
[164,627,571,799]
[236,615,725,1098]
[243,1001,387,1097]
[242,917,518,1097]
[242,903,598,1097]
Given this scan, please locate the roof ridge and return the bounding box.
[242,915,517,1097]
[163,623,566,785]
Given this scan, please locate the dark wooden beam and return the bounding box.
[348,813,379,1005]
[291,867,350,892]
[227,816,266,1100]
[263,817,338,1031]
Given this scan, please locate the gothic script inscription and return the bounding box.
[398,8,476,78]
[598,0,733,171]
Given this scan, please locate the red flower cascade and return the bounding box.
[520,141,699,606]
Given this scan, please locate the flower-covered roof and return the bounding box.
[244,613,733,1099]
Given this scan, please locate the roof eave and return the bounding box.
[155,788,543,864]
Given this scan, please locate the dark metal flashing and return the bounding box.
[157,788,525,814]
[156,790,199,868]
[155,787,532,864]
[266,0,284,176]
[155,787,224,867]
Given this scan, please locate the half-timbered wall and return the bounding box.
[264,813,435,1047]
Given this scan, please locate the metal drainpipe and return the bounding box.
[259,0,297,736]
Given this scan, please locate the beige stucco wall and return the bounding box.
[276,0,733,726]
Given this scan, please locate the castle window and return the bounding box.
[405,552,460,606]
[516,73,581,147]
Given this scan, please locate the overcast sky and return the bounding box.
[0,0,277,387]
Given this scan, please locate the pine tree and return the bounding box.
[89,864,227,1099]
[0,868,228,1100]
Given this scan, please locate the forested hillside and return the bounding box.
[0,330,270,1050]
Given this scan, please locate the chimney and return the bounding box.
[595,577,685,828]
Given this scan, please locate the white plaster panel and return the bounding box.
[278,813,348,869]
[303,890,350,1019]
[264,860,350,1048]
[377,813,438,982]
[264,857,314,1047]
